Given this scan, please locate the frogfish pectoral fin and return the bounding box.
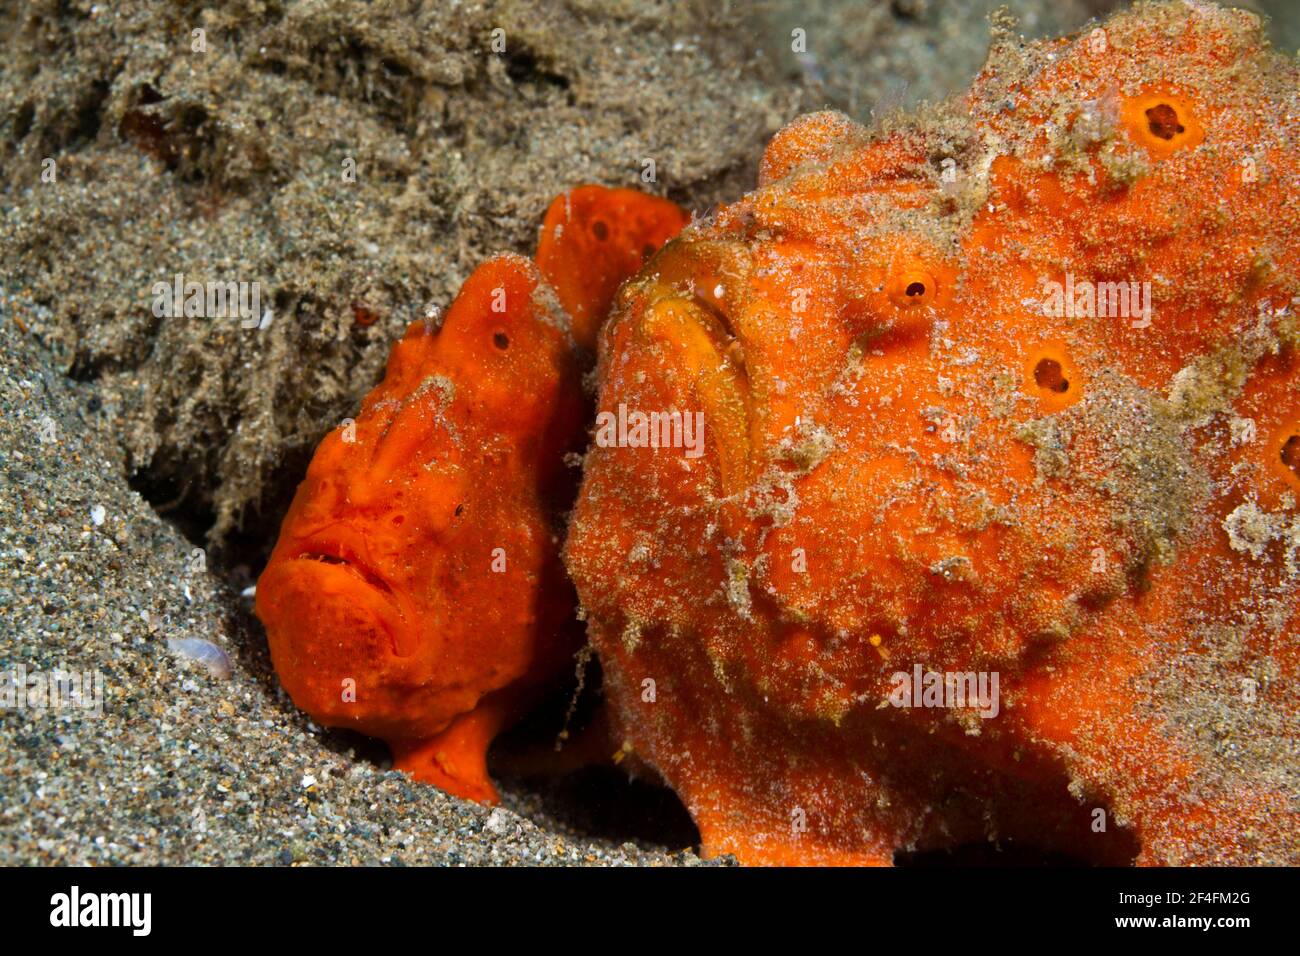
[389,691,528,805]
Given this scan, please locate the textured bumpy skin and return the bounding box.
[257,187,686,802]
[566,2,1299,864]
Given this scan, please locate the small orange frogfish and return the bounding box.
[256,188,687,801]
[261,1,1297,865]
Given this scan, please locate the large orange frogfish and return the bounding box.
[260,1,1298,864]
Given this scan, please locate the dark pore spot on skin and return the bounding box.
[493,332,509,350]
[1281,434,1300,477]
[1034,357,1069,393]
[590,219,609,241]
[1145,103,1185,140]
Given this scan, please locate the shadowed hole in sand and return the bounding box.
[489,663,701,850]
[503,48,571,90]
[127,463,216,548]
[14,100,34,140]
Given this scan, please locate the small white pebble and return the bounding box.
[90,505,106,526]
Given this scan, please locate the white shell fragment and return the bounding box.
[166,638,233,680]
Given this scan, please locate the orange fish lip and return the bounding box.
[281,539,419,658]
[292,544,395,599]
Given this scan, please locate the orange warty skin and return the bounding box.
[256,188,687,802]
[565,3,1299,864]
